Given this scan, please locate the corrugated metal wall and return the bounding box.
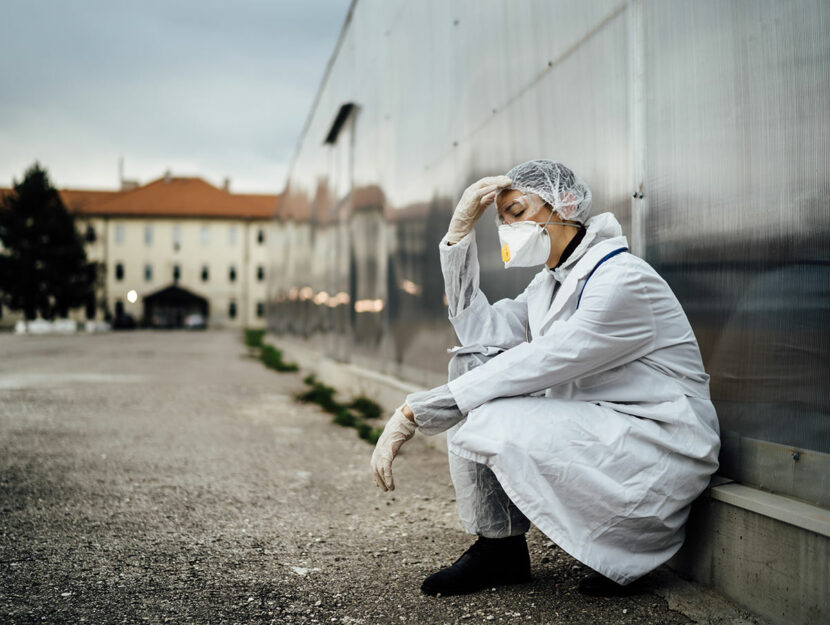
[269,0,830,505]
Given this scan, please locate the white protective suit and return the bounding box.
[407,211,720,585]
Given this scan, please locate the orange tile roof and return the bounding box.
[61,189,122,212]
[1,175,279,219]
[0,187,18,204]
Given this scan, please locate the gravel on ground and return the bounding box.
[0,330,756,624]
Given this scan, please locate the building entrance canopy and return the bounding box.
[143,284,208,328]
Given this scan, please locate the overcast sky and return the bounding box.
[0,0,352,193]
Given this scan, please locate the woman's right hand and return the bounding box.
[446,176,512,244]
[370,406,417,492]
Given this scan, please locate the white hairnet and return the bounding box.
[501,160,592,223]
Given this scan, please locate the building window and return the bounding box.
[201,225,210,246]
[229,265,236,282]
[228,225,238,246]
[144,225,153,246]
[85,295,96,320]
[114,301,124,317]
[173,225,181,251]
[115,224,125,244]
[257,228,265,244]
[201,265,209,282]
[228,301,237,319]
[173,264,180,282]
[115,263,124,281]
[85,224,96,243]
[256,301,264,318]
[144,264,152,282]
[257,265,264,282]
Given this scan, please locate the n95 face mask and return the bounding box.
[498,221,551,268]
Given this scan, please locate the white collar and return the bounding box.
[549,212,623,283]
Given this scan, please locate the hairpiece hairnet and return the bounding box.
[501,160,592,222]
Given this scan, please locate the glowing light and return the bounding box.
[327,292,351,308]
[400,279,422,296]
[284,288,351,307]
[127,289,138,303]
[354,298,384,313]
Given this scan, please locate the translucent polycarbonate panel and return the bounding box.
[644,0,830,461]
[270,0,632,387]
[269,0,830,500]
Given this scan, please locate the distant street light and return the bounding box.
[127,289,138,303]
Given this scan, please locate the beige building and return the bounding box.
[0,173,278,329]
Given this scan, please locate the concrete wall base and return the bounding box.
[670,484,829,625]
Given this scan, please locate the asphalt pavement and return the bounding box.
[0,330,763,624]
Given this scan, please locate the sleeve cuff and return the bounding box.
[439,229,475,251]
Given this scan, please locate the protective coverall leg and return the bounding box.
[447,351,530,538]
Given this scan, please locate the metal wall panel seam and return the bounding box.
[628,0,648,258]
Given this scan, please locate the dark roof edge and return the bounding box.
[284,0,358,183]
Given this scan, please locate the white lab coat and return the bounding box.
[441,212,720,585]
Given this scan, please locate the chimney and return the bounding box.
[164,169,172,183]
[118,157,140,190]
[222,177,231,192]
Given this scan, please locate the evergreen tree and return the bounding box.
[0,162,96,322]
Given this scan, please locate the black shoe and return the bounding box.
[421,535,532,597]
[577,571,638,597]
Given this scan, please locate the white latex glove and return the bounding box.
[370,406,416,492]
[446,175,513,244]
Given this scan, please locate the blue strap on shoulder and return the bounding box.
[576,247,629,309]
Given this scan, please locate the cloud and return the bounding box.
[0,0,351,192]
